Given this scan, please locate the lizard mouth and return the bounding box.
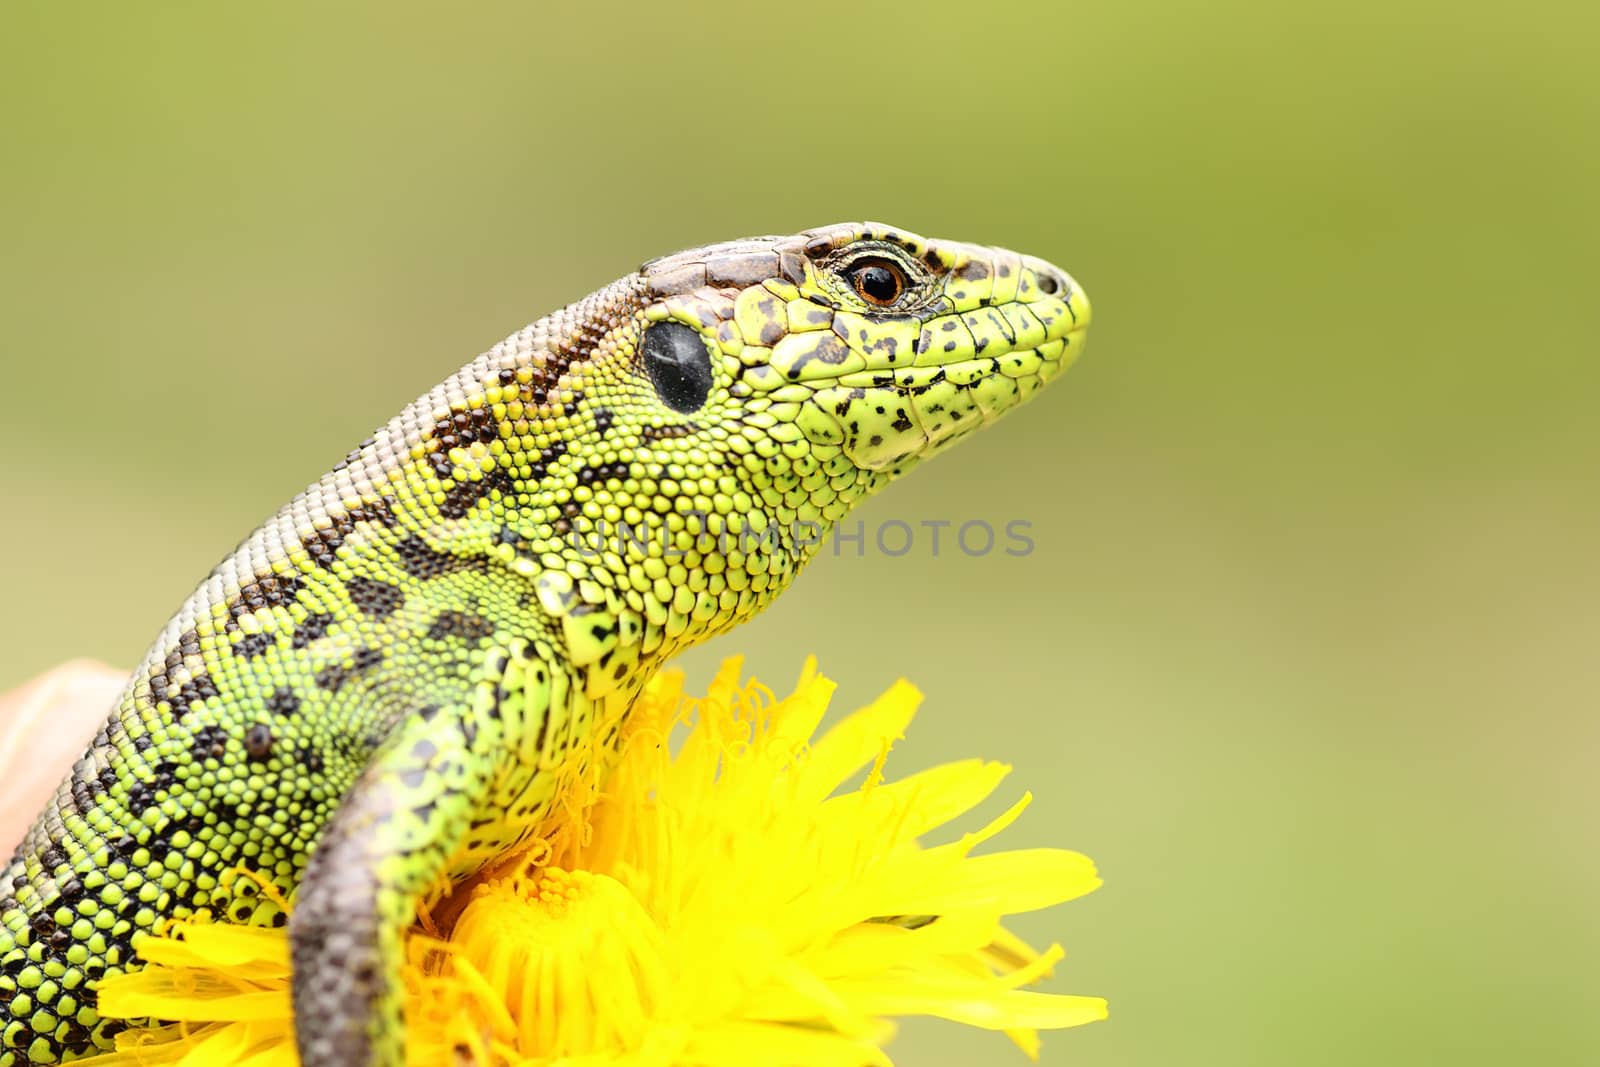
[810,283,1090,471]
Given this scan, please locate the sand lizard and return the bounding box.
[0,223,1090,1065]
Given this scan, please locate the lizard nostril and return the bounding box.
[1036,271,1062,296]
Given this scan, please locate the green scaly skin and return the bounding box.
[0,223,1090,1065]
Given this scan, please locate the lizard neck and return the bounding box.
[505,501,854,699]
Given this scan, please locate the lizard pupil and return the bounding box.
[641,321,714,413]
[848,259,905,306]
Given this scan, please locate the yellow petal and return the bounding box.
[799,680,922,802]
[97,972,290,1023]
[816,758,1011,849]
[838,973,1109,1031]
[136,922,291,976]
[688,1020,894,1067]
[863,849,1102,917]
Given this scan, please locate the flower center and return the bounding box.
[444,867,671,1059]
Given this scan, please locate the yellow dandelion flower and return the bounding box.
[82,657,1106,1066]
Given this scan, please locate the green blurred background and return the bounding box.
[3,1,1596,1063]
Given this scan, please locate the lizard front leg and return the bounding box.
[288,639,577,1066]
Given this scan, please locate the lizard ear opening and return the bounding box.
[641,322,714,414]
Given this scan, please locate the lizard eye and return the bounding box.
[641,321,714,413]
[845,257,907,307]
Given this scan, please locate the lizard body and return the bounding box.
[0,223,1089,1065]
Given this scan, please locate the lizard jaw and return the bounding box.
[810,265,1090,472]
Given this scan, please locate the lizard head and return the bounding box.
[439,222,1089,666]
[630,222,1090,483]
